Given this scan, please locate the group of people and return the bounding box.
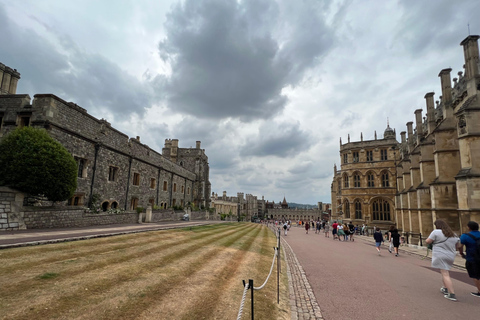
[423,220,480,301]
[277,218,480,302]
[372,226,401,256]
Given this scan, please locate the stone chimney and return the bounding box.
[415,109,423,144]
[222,191,226,200]
[424,92,436,134]
[460,35,480,80]
[0,64,21,95]
[406,122,414,151]
[400,131,406,144]
[438,69,454,121]
[196,141,201,149]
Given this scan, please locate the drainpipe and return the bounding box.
[88,143,100,207]
[156,168,161,206]
[124,157,132,210]
[169,172,173,207]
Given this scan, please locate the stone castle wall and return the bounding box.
[1,186,218,230]
[0,93,199,211]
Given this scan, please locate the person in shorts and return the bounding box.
[373,227,384,255]
[324,222,330,238]
[458,221,480,297]
[332,221,338,240]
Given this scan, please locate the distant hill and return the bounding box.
[287,203,318,210]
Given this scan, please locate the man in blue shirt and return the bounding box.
[458,221,480,297]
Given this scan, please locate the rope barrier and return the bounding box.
[253,247,277,290]
[236,225,283,319]
[236,281,250,320]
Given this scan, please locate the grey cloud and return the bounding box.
[240,121,313,158]
[288,161,313,175]
[394,1,480,56]
[157,0,334,121]
[340,111,360,128]
[0,5,151,120]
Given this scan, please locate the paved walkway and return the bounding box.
[276,225,467,320]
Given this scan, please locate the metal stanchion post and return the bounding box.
[249,279,254,320]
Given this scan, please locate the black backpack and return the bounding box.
[465,233,480,264]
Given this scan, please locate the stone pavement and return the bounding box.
[277,227,467,320]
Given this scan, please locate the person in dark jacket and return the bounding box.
[373,227,384,255]
[391,228,401,256]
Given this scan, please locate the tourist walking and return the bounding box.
[348,221,355,241]
[343,223,349,241]
[337,224,345,241]
[324,222,330,238]
[425,219,459,301]
[388,225,395,253]
[283,222,288,236]
[458,221,480,297]
[305,221,310,234]
[391,227,401,256]
[373,227,384,255]
[332,221,338,240]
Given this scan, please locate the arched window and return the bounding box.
[382,171,389,187]
[367,172,375,187]
[101,201,109,212]
[354,200,362,219]
[111,201,118,209]
[372,199,391,221]
[353,173,361,188]
[344,199,350,218]
[343,174,349,188]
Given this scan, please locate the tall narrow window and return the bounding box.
[181,186,185,193]
[381,149,388,160]
[343,153,348,164]
[187,187,190,195]
[344,200,350,218]
[343,174,349,188]
[130,197,139,210]
[353,151,359,163]
[0,115,3,130]
[353,173,361,187]
[382,172,389,187]
[163,181,168,191]
[150,178,156,189]
[367,173,375,187]
[133,173,140,185]
[173,183,177,192]
[354,200,362,219]
[75,157,87,178]
[366,150,373,162]
[108,166,118,181]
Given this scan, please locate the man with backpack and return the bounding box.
[458,221,480,297]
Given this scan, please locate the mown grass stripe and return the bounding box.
[4,224,253,320]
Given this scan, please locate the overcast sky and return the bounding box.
[1,0,479,205]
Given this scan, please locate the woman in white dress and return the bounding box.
[425,219,459,301]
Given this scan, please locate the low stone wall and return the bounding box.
[22,207,139,229]
[1,187,223,231]
[0,187,26,230]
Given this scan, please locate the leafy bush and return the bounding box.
[136,207,144,214]
[0,127,77,202]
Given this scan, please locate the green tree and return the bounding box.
[0,127,77,202]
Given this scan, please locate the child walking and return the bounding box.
[373,227,384,255]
